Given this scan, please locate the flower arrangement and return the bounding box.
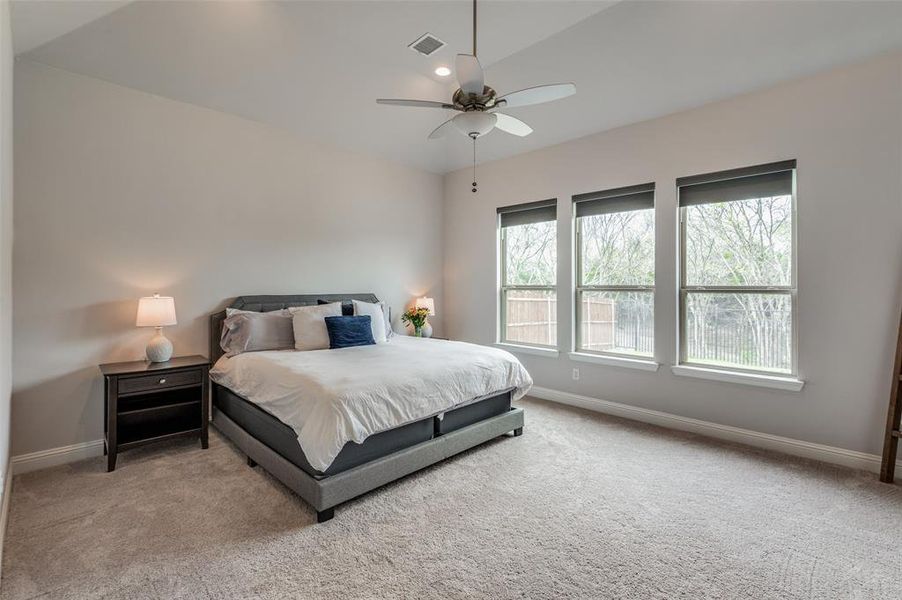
[401,306,431,337]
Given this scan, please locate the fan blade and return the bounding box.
[376,99,456,109]
[428,118,456,140]
[493,113,533,137]
[496,83,576,108]
[455,54,484,96]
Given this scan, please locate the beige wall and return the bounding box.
[12,49,902,461]
[1,1,13,478]
[443,52,902,457]
[12,60,444,456]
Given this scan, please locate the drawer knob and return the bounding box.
[159,378,167,384]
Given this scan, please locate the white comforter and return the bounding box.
[210,336,532,472]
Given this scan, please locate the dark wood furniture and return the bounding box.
[100,355,210,472]
[880,312,902,483]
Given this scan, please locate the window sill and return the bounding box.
[568,352,659,372]
[671,365,804,392]
[495,343,559,358]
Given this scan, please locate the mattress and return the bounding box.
[214,383,513,477]
[210,336,532,471]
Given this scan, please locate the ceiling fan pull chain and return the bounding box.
[472,135,478,193]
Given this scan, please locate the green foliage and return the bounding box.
[401,307,430,328]
[503,221,556,286]
[579,209,654,286]
[685,196,792,287]
[684,195,793,372]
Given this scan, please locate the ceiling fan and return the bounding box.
[376,0,576,192]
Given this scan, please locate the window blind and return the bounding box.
[498,199,557,228]
[678,160,795,207]
[573,183,655,218]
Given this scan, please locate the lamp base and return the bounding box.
[146,328,173,363]
[421,320,433,338]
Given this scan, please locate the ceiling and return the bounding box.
[12,1,902,174]
[10,0,130,55]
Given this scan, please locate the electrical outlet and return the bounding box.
[572,368,580,381]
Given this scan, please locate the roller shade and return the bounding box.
[678,160,795,207]
[498,199,557,228]
[573,183,655,218]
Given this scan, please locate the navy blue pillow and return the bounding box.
[324,315,376,349]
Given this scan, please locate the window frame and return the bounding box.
[677,161,798,377]
[497,200,558,350]
[572,184,656,359]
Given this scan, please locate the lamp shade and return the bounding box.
[136,294,177,327]
[415,297,436,316]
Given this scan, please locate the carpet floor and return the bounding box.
[2,397,901,599]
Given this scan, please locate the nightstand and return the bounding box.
[99,355,210,472]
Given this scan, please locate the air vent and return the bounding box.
[408,33,446,57]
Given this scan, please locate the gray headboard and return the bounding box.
[209,293,380,364]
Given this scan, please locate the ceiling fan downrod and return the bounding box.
[472,0,477,58]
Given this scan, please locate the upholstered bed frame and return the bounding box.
[209,294,525,523]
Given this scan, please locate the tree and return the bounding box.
[578,209,655,354]
[504,221,556,285]
[579,209,654,286]
[684,195,792,371]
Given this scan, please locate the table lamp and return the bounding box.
[415,297,436,338]
[136,294,177,362]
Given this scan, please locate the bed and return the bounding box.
[209,294,529,522]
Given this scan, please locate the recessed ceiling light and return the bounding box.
[434,66,451,77]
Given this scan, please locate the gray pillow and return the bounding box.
[220,310,295,356]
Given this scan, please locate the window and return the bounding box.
[573,184,655,357]
[678,160,796,375]
[498,200,557,348]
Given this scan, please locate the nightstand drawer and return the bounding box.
[118,369,202,395]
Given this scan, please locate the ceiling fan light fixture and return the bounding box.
[453,111,496,137]
[376,0,576,192]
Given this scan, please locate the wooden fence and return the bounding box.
[505,295,557,346]
[506,295,620,349]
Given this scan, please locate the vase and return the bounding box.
[146,327,174,363]
[414,325,423,337]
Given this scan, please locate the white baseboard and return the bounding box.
[11,439,104,475]
[529,386,901,474]
[0,460,12,582]
[7,390,901,477]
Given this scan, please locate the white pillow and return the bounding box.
[352,300,388,344]
[290,302,342,350]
